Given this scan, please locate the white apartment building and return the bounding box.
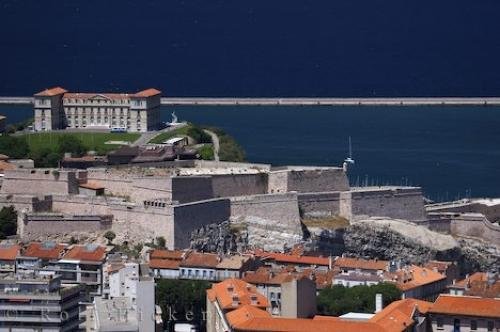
[34,87,162,132]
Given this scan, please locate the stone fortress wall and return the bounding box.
[20,214,112,241]
[340,187,427,222]
[4,161,480,248]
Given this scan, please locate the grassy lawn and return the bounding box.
[302,216,350,229]
[148,125,192,144]
[23,132,140,153]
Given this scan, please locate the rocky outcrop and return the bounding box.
[340,217,499,273]
[190,221,248,254]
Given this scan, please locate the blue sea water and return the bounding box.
[1,0,500,96]
[1,105,499,201]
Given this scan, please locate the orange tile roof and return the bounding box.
[429,295,500,318]
[208,278,268,310]
[243,268,298,285]
[263,252,330,266]
[149,258,181,270]
[35,87,67,96]
[181,252,219,269]
[150,249,184,260]
[62,244,106,262]
[371,298,432,332]
[449,272,500,298]
[0,160,16,172]
[334,257,389,271]
[23,242,66,260]
[229,312,386,332]
[226,304,271,327]
[0,243,21,261]
[79,181,105,190]
[392,265,446,291]
[423,260,454,274]
[131,88,161,98]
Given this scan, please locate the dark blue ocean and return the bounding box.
[1,1,500,200]
[1,0,500,96]
[1,105,499,201]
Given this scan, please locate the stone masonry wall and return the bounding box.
[130,177,173,202]
[230,193,302,230]
[20,214,112,240]
[340,187,426,222]
[1,169,79,195]
[86,168,134,198]
[0,194,52,213]
[210,174,268,198]
[297,192,341,218]
[172,176,214,203]
[268,168,349,194]
[173,198,231,249]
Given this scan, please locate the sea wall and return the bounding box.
[173,198,231,249]
[340,187,426,222]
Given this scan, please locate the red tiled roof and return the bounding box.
[334,257,389,271]
[208,278,268,310]
[62,244,106,262]
[243,267,310,286]
[391,265,446,291]
[23,242,66,260]
[35,87,67,96]
[0,243,21,261]
[181,252,219,269]
[448,272,500,298]
[131,88,161,98]
[371,298,432,332]
[149,258,181,270]
[79,181,105,190]
[429,295,500,318]
[150,249,184,260]
[228,311,386,332]
[263,252,330,266]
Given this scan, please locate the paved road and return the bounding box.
[203,129,220,161]
[132,123,188,146]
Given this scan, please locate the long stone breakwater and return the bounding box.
[2,96,500,106]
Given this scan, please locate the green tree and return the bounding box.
[156,236,166,248]
[0,206,17,239]
[0,136,29,159]
[103,230,116,244]
[317,283,401,316]
[58,135,86,157]
[198,145,214,160]
[156,279,210,331]
[186,126,212,144]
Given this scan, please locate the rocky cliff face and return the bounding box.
[189,216,499,274]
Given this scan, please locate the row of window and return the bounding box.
[64,99,130,105]
[180,269,215,279]
[436,317,496,331]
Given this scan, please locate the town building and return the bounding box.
[0,242,20,272]
[16,242,106,300]
[390,265,447,301]
[88,260,161,331]
[0,270,83,331]
[33,87,161,132]
[179,252,219,281]
[447,271,499,298]
[428,295,500,332]
[243,268,317,317]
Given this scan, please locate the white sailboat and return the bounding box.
[344,136,355,164]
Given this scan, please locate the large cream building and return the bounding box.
[33,87,162,132]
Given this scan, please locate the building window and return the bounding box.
[487,321,494,331]
[470,320,477,330]
[436,317,443,330]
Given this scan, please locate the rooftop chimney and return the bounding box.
[375,293,383,313]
